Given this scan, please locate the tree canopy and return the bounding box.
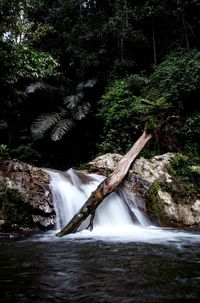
[0,0,200,167]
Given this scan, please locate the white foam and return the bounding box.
[45,168,200,244]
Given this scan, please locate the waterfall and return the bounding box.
[46,168,150,233]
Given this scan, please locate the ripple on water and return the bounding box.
[0,228,200,303]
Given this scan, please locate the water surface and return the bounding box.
[1,229,200,303]
[1,169,199,302]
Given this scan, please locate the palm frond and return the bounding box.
[77,79,97,91]
[71,102,91,120]
[26,82,58,94]
[63,92,84,109]
[31,112,61,135]
[51,119,74,141]
[134,96,171,115]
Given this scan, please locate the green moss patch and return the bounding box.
[147,181,167,224]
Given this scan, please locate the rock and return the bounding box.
[0,220,5,225]
[131,153,174,184]
[157,190,179,223]
[87,152,200,228]
[87,153,122,176]
[1,153,199,231]
[88,152,174,183]
[32,215,56,228]
[0,159,55,232]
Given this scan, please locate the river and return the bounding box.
[0,229,200,303]
[1,169,200,302]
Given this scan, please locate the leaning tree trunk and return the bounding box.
[56,131,152,237]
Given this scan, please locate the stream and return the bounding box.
[0,230,200,303]
[1,169,200,302]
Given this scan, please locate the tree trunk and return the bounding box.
[56,131,152,237]
[183,10,190,49]
[152,18,157,66]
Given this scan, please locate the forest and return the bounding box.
[1,0,200,169]
[1,2,200,302]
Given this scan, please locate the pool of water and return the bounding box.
[0,228,200,303]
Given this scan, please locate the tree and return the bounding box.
[56,77,174,237]
[0,0,59,163]
[56,130,152,237]
[1,0,200,169]
[0,42,59,145]
[147,48,200,109]
[97,75,147,154]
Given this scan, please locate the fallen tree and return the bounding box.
[56,130,152,237]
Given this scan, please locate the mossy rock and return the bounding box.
[146,181,167,225]
[146,154,200,227]
[0,182,34,232]
[165,154,200,202]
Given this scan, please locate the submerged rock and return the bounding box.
[0,159,55,232]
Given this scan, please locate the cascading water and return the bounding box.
[45,168,200,243]
[47,168,149,231]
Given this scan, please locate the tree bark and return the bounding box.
[56,130,152,237]
[152,18,157,66]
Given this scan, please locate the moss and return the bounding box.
[147,181,165,223]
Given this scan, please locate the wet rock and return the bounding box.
[32,215,56,228]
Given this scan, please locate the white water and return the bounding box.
[47,168,148,229]
[46,168,200,244]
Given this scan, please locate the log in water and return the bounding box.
[46,168,150,233]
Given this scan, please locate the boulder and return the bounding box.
[131,153,174,184]
[0,159,55,232]
[87,153,122,176]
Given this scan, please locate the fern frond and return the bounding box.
[140,98,154,106]
[154,97,172,110]
[72,102,91,120]
[146,88,162,101]
[26,82,57,94]
[51,119,74,141]
[77,79,97,91]
[63,92,83,109]
[31,112,61,135]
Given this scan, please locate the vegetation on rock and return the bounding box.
[146,154,200,226]
[165,154,200,202]
[0,181,32,231]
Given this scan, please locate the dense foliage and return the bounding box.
[1,0,200,168]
